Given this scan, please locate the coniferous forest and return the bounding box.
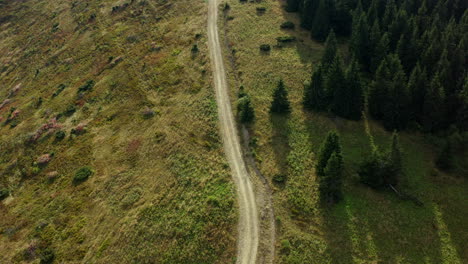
[293,0,467,133]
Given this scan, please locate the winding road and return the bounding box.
[207,0,260,263]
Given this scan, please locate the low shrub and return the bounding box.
[77,80,95,94]
[0,188,9,201]
[273,174,286,183]
[259,44,271,52]
[73,167,93,184]
[55,130,66,141]
[280,21,295,29]
[276,36,296,43]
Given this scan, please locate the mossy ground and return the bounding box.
[0,0,237,263]
[222,0,467,263]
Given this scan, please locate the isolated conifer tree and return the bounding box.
[270,79,291,114]
[311,0,331,42]
[316,131,341,177]
[321,151,344,204]
[238,95,255,123]
[304,65,326,111]
[321,30,338,71]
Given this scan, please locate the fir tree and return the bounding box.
[371,32,389,74]
[304,65,326,111]
[422,73,446,132]
[316,131,341,177]
[350,12,370,70]
[369,58,391,120]
[270,79,291,114]
[311,0,331,42]
[407,64,427,123]
[321,30,338,71]
[321,151,344,204]
[301,0,319,29]
[369,20,382,73]
[238,95,255,123]
[344,58,364,120]
[327,55,347,115]
[286,0,301,12]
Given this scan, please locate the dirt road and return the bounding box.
[207,0,259,263]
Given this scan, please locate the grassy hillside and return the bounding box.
[0,0,237,263]
[221,0,467,263]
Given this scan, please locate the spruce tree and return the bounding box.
[321,151,344,204]
[238,95,255,123]
[371,32,389,74]
[316,131,341,177]
[422,73,446,132]
[369,58,390,120]
[301,0,319,29]
[382,54,409,130]
[344,58,364,120]
[286,0,301,12]
[321,30,338,71]
[270,79,291,114]
[327,55,347,116]
[311,0,331,42]
[407,64,427,123]
[350,12,370,71]
[304,65,326,111]
[369,21,382,73]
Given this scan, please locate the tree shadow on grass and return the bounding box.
[270,113,291,185]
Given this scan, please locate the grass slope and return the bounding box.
[0,0,236,263]
[221,0,467,263]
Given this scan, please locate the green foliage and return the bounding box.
[303,65,326,111]
[77,80,95,94]
[73,167,93,184]
[316,131,341,177]
[436,141,453,171]
[259,44,271,52]
[321,151,344,203]
[0,188,9,201]
[350,11,370,71]
[237,94,255,123]
[270,79,291,114]
[321,30,338,70]
[311,0,331,41]
[273,174,286,184]
[280,21,295,30]
[39,248,55,264]
[55,130,66,141]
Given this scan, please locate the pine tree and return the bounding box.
[303,65,326,111]
[321,151,344,204]
[344,58,364,120]
[311,0,331,42]
[316,131,341,177]
[369,58,391,120]
[270,79,291,114]
[382,54,409,130]
[238,95,255,123]
[382,0,397,31]
[327,55,347,115]
[388,9,409,51]
[371,32,389,73]
[422,73,446,132]
[321,30,338,71]
[407,64,427,123]
[350,11,370,71]
[286,0,301,12]
[368,21,382,74]
[301,0,319,29]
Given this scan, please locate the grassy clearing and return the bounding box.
[0,0,236,263]
[222,0,467,263]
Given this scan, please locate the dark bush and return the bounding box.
[55,130,66,141]
[52,84,66,97]
[77,80,95,94]
[39,248,55,264]
[73,167,93,184]
[273,174,286,183]
[276,36,296,43]
[0,188,9,201]
[63,105,76,117]
[280,21,295,29]
[191,44,199,53]
[259,44,271,52]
